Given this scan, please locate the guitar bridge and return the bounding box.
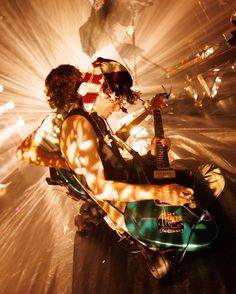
[157,212,184,233]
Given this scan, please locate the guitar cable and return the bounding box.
[177,165,212,263]
[177,213,206,263]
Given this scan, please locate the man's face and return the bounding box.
[93,91,125,118]
[44,87,56,109]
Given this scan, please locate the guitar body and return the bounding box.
[124,199,218,252]
[56,168,218,252]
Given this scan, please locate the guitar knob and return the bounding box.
[189,201,197,209]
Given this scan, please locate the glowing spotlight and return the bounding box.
[16,118,25,127]
[7,101,15,110]
[126,25,135,36]
[0,101,15,114]
[211,74,222,98]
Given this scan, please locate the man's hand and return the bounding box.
[156,183,194,206]
[150,136,171,155]
[17,135,70,170]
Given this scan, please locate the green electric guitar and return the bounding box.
[124,94,218,252]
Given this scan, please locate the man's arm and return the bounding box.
[60,115,193,205]
[16,134,69,170]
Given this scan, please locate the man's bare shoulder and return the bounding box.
[61,113,97,143]
[62,113,93,131]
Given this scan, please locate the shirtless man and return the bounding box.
[59,57,194,278]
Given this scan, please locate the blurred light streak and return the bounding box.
[0,83,4,92]
[0,101,15,114]
[171,133,236,174]
[0,182,11,197]
[130,126,148,138]
[0,119,25,145]
[0,173,80,293]
[131,139,149,155]
[0,153,18,181]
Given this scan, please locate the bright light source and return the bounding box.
[126,25,135,36]
[193,93,198,100]
[16,118,25,127]
[130,126,148,138]
[7,101,15,109]
[0,84,3,92]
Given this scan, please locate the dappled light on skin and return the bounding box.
[74,156,83,170]
[86,173,98,191]
[119,186,134,202]
[78,139,93,150]
[78,155,91,167]
[138,189,152,200]
[67,142,78,163]
[16,135,69,169]
[74,167,86,175]
[29,150,38,162]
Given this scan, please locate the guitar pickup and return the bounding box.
[153,169,176,179]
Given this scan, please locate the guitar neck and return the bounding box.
[153,109,164,138]
[153,109,175,179]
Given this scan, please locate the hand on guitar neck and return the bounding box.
[149,92,195,207]
[150,136,171,156]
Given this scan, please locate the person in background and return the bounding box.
[16,64,84,171]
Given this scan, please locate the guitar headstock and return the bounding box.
[151,93,167,110]
[144,94,169,112]
[143,86,171,111]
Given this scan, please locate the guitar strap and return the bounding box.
[110,134,150,184]
[60,108,138,232]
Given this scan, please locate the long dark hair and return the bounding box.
[45,64,83,109]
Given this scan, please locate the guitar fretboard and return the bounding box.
[153,109,171,171]
[153,109,164,137]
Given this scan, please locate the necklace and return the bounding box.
[90,112,113,147]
